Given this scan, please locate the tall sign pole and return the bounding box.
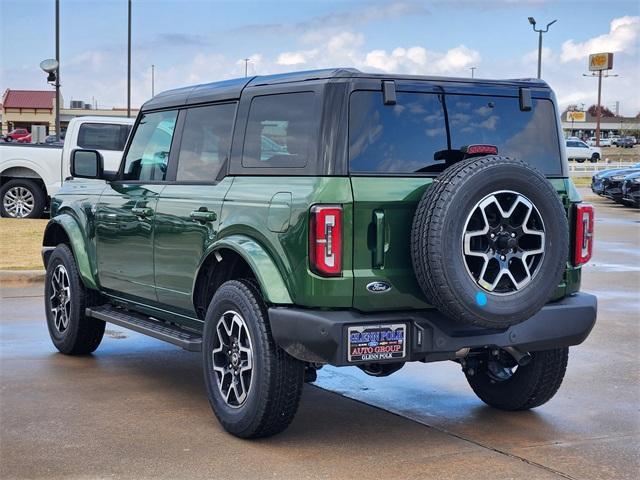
[127,0,132,117]
[586,52,614,148]
[55,0,61,139]
[595,70,603,147]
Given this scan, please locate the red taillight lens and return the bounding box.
[463,144,499,156]
[574,204,594,266]
[309,205,342,276]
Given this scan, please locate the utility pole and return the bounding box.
[528,17,557,79]
[127,0,131,117]
[55,0,61,140]
[244,58,250,77]
[151,64,155,97]
[470,67,477,78]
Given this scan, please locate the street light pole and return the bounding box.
[244,58,250,77]
[151,64,155,97]
[55,0,60,140]
[470,67,477,78]
[528,17,557,79]
[127,0,131,118]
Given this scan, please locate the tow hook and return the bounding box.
[503,346,532,366]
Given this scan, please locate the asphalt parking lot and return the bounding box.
[1,188,638,480]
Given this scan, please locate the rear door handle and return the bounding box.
[190,209,217,223]
[373,210,385,268]
[131,207,153,219]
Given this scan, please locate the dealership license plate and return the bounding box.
[347,324,406,362]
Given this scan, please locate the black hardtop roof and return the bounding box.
[141,68,549,111]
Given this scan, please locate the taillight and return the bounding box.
[309,205,342,276]
[574,204,594,266]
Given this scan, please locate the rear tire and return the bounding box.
[44,244,105,355]
[0,179,46,218]
[202,279,304,438]
[465,347,568,410]
[590,153,599,163]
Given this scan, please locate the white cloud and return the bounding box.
[561,16,640,62]
[277,51,310,66]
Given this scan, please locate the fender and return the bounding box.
[206,234,293,304]
[43,214,98,290]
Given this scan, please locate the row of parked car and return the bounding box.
[591,163,640,208]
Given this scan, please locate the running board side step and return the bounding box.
[86,305,202,352]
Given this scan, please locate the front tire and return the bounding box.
[44,244,105,354]
[202,280,304,438]
[465,347,568,410]
[0,179,46,218]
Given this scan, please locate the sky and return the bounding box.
[1,0,639,115]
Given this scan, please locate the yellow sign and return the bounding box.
[589,52,614,71]
[566,111,586,122]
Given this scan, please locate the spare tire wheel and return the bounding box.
[411,156,568,329]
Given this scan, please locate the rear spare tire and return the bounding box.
[411,156,568,328]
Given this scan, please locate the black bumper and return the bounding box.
[269,293,597,366]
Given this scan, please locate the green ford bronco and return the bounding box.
[42,69,597,438]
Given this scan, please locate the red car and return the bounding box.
[16,134,32,144]
[4,128,30,142]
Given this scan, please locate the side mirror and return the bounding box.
[71,149,104,179]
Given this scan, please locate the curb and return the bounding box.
[0,270,45,286]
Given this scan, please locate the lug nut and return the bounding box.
[490,233,495,239]
[511,232,516,238]
[500,255,506,260]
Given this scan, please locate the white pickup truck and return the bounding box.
[0,116,134,218]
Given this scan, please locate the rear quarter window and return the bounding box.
[242,92,317,169]
[349,91,562,176]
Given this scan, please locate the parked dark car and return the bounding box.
[592,163,640,196]
[603,168,640,203]
[621,172,640,208]
[616,137,634,148]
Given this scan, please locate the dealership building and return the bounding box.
[1,89,138,136]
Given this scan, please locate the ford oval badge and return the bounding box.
[366,281,391,293]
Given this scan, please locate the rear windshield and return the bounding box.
[349,91,562,175]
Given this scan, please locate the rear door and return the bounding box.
[348,83,564,311]
[153,103,237,315]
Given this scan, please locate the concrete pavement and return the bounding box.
[1,189,638,479]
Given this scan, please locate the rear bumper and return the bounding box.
[269,293,597,366]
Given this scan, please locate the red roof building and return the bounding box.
[2,90,57,109]
[1,89,61,135]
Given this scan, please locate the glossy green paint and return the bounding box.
[95,183,164,302]
[350,176,434,311]
[45,173,582,326]
[220,176,354,308]
[154,178,233,313]
[208,235,293,304]
[44,179,109,290]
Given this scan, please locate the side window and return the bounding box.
[176,103,236,181]
[78,123,129,150]
[122,110,177,181]
[242,92,316,168]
